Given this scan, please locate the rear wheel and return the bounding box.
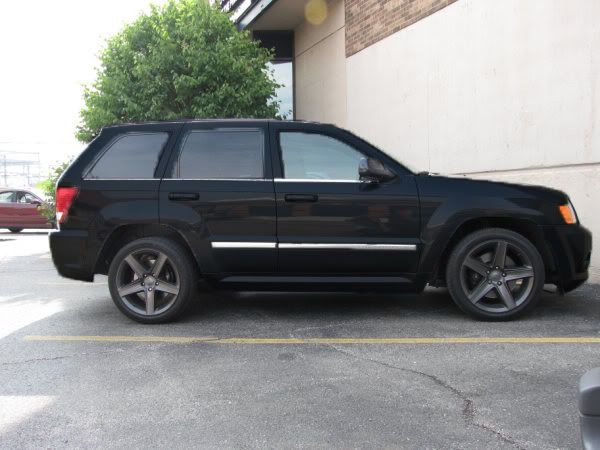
[108,237,197,324]
[446,228,544,320]
[8,227,23,233]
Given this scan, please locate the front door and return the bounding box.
[16,191,47,227]
[159,121,277,275]
[270,123,420,276]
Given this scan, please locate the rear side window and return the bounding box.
[173,129,264,179]
[0,191,16,203]
[86,132,169,179]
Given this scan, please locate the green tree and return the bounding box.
[37,160,71,222]
[76,0,280,142]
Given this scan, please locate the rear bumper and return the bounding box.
[49,229,94,282]
[542,224,592,292]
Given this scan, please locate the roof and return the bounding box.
[103,118,322,129]
[0,187,36,192]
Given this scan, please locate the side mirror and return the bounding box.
[359,157,396,183]
[31,199,41,206]
[579,368,600,449]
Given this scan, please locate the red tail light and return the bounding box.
[56,187,79,224]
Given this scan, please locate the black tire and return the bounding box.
[446,228,544,320]
[8,227,23,233]
[108,237,197,324]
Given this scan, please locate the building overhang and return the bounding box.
[235,0,307,31]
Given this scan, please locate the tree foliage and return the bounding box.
[77,0,280,142]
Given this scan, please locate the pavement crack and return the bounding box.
[324,344,526,450]
[0,348,125,367]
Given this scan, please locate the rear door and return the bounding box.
[159,121,277,275]
[270,122,421,276]
[0,191,17,226]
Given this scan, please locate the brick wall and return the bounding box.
[345,0,458,56]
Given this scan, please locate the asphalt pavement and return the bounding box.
[0,231,599,449]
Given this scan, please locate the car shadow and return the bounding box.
[0,231,50,235]
[184,287,455,319]
[149,282,600,330]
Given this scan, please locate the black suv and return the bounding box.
[50,120,592,323]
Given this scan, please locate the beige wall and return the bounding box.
[468,164,599,278]
[294,0,347,127]
[345,0,600,269]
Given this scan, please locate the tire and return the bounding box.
[446,228,544,320]
[8,227,23,233]
[108,237,197,324]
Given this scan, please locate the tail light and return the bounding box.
[56,187,79,224]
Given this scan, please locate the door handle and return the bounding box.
[284,194,318,203]
[168,192,199,201]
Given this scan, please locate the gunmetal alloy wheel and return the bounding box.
[108,237,196,323]
[446,228,544,320]
[115,249,180,316]
[460,240,534,313]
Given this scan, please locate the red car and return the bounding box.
[0,188,53,232]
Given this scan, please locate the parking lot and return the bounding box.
[0,231,598,449]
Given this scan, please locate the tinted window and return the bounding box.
[86,132,169,179]
[174,129,264,179]
[0,191,16,203]
[279,132,364,180]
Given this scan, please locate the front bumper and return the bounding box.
[49,229,94,282]
[541,224,592,292]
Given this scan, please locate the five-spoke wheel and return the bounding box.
[116,250,180,316]
[108,237,196,323]
[447,228,544,320]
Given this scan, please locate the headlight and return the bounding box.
[558,201,578,224]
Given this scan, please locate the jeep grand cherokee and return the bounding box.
[49,120,592,323]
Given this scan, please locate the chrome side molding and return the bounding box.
[211,242,277,249]
[211,242,417,251]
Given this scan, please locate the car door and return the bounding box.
[0,191,18,226]
[16,191,47,227]
[270,122,421,276]
[159,121,277,275]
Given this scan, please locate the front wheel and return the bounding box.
[108,237,197,324]
[8,227,23,233]
[446,228,544,320]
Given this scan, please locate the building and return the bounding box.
[222,0,599,271]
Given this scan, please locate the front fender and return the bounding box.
[416,175,556,277]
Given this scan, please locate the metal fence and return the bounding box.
[0,151,43,189]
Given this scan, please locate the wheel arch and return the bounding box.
[93,224,201,276]
[428,217,555,286]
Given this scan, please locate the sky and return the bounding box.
[0,0,293,177]
[0,0,167,167]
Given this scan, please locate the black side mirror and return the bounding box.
[359,157,396,183]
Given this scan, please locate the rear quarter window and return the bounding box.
[85,132,169,179]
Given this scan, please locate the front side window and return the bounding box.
[86,132,169,179]
[17,192,38,203]
[279,132,365,181]
[0,191,16,203]
[174,129,264,179]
